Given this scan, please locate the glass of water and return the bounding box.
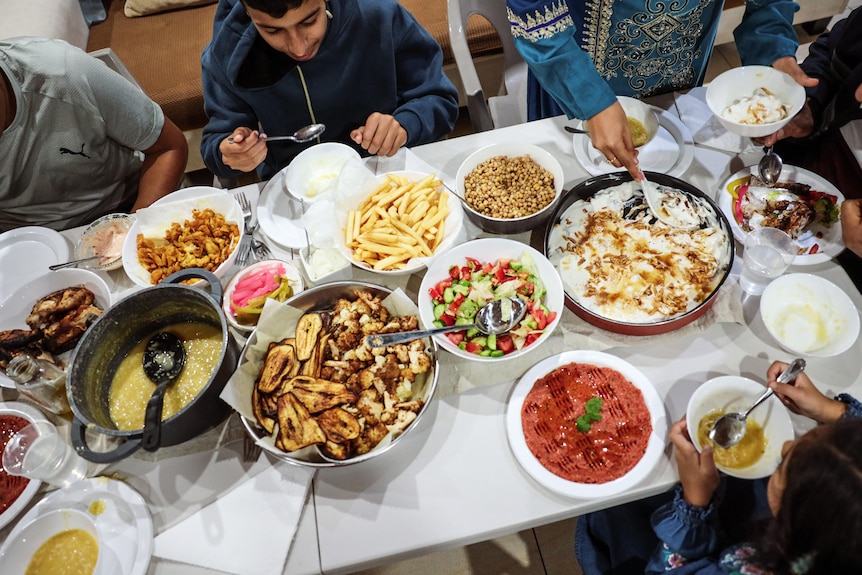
[2,420,88,488]
[740,226,796,295]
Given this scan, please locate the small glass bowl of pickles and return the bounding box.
[223,259,304,332]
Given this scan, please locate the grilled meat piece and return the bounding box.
[42,304,103,354]
[26,286,95,329]
[0,328,42,348]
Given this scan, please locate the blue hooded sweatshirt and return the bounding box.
[201,0,459,180]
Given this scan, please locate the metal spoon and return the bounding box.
[366,297,528,348]
[228,123,326,144]
[708,358,805,449]
[141,332,186,452]
[758,146,783,187]
[49,255,106,270]
[564,125,590,135]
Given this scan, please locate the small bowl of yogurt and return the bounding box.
[75,213,135,271]
[760,273,860,357]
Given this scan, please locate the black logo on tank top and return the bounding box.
[60,143,91,159]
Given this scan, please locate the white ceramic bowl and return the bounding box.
[706,66,806,138]
[0,508,103,575]
[617,96,659,147]
[455,143,565,234]
[760,273,860,357]
[334,170,464,276]
[223,259,304,333]
[418,238,564,362]
[687,375,794,479]
[74,213,135,271]
[283,142,362,203]
[299,245,352,287]
[121,187,242,287]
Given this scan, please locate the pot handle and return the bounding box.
[162,268,224,305]
[70,417,142,464]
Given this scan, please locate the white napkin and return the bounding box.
[152,461,314,575]
[675,87,756,154]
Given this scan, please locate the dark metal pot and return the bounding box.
[68,269,238,463]
[542,172,735,336]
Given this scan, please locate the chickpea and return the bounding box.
[463,155,556,219]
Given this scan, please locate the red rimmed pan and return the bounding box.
[541,172,735,336]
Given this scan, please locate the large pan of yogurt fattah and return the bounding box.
[544,172,734,335]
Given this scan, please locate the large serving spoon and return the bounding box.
[366,297,528,348]
[141,331,186,451]
[708,358,805,449]
[758,146,783,187]
[228,123,326,144]
[639,172,699,230]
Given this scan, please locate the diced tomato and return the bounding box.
[461,265,472,278]
[428,286,442,303]
[496,335,514,354]
[449,265,461,280]
[493,267,506,283]
[547,311,557,324]
[446,293,464,315]
[465,257,481,269]
[445,331,465,345]
[435,278,453,292]
[439,312,456,326]
[809,243,820,254]
[531,308,548,330]
[498,258,510,269]
[524,333,541,346]
[482,262,493,274]
[464,342,482,353]
[520,281,535,296]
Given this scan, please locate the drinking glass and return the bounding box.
[2,420,88,488]
[739,227,796,295]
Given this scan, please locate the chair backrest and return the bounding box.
[448,0,527,132]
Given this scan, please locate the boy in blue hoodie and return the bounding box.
[201,0,459,181]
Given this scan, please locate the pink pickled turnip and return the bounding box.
[230,263,287,312]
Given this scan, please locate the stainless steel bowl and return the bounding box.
[239,280,439,467]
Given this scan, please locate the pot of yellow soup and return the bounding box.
[68,269,238,463]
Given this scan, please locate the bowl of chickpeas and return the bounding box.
[455,143,565,234]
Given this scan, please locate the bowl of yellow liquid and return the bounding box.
[617,96,660,148]
[0,508,103,575]
[686,375,794,479]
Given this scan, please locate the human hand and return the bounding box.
[754,100,816,147]
[218,128,267,172]
[841,199,862,258]
[669,417,719,507]
[771,56,819,89]
[351,113,407,157]
[586,102,640,180]
[766,360,847,423]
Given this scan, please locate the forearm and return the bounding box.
[132,119,188,211]
[734,0,799,66]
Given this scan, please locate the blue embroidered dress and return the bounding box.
[506,0,800,121]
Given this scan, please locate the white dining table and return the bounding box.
[2,89,861,575]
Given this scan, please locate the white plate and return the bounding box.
[0,227,70,301]
[257,166,312,249]
[0,269,112,389]
[506,350,667,498]
[7,477,153,575]
[0,402,47,530]
[717,165,845,265]
[572,107,694,178]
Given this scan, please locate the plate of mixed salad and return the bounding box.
[718,165,844,265]
[418,238,564,362]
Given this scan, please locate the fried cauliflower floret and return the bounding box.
[399,315,419,331]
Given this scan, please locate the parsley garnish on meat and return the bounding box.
[576,397,603,433]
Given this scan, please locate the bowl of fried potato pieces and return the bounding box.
[333,171,464,276]
[234,280,440,467]
[122,187,242,287]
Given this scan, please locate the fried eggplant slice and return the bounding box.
[291,377,358,414]
[294,313,323,361]
[316,406,361,443]
[320,439,352,460]
[276,392,326,451]
[251,385,276,434]
[299,333,329,378]
[256,340,298,394]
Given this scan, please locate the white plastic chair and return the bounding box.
[448,0,528,132]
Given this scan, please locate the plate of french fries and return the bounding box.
[334,171,464,275]
[122,187,242,286]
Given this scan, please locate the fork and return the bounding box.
[242,431,263,463]
[252,237,272,260]
[235,191,253,266]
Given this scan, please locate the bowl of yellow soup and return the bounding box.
[686,375,794,479]
[0,509,102,575]
[67,268,239,464]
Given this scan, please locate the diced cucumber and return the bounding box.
[453,283,470,296]
[487,333,497,350]
[455,316,474,326]
[479,349,492,357]
[466,327,480,338]
[471,336,488,347]
[433,303,446,319]
[458,341,467,350]
[433,319,445,328]
[490,350,505,357]
[443,287,455,303]
[509,261,523,271]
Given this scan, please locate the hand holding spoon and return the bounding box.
[228,123,326,144]
[708,358,805,449]
[366,297,527,348]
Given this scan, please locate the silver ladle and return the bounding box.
[366,297,528,348]
[141,331,186,451]
[758,146,783,187]
[708,358,805,449]
[228,123,326,144]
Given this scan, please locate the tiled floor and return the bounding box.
[346,3,861,574]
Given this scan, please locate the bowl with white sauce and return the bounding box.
[543,172,734,335]
[706,66,805,138]
[760,273,859,357]
[75,213,135,271]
